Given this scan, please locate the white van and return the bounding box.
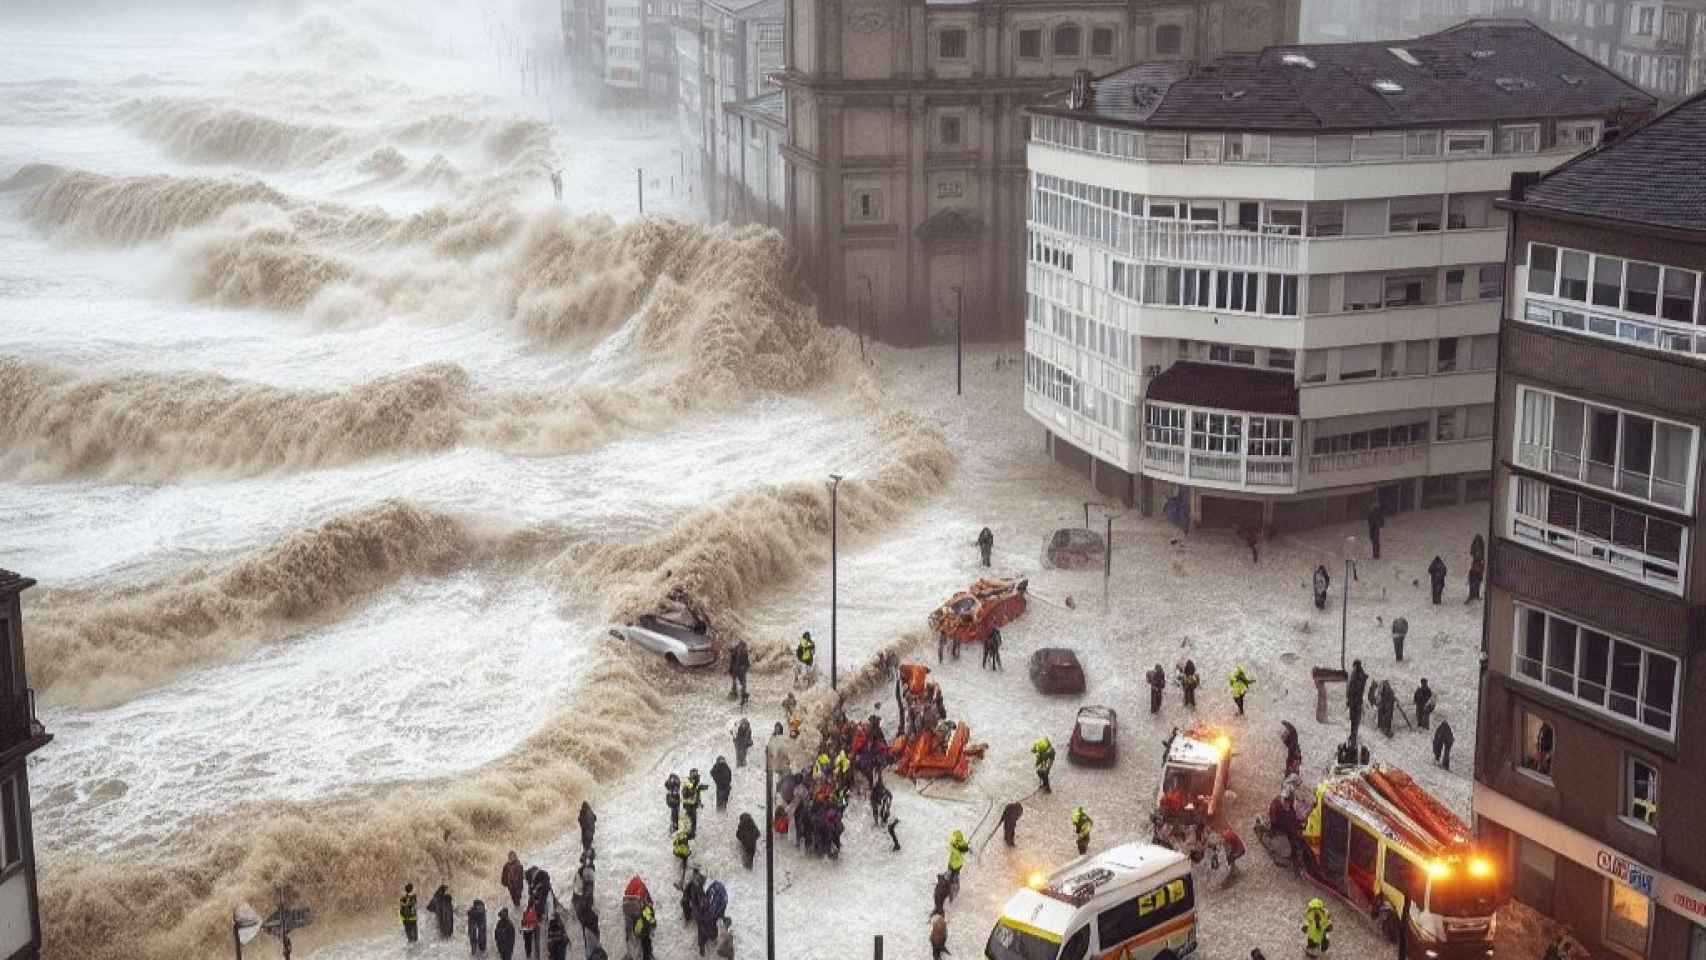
[984,842,1199,960]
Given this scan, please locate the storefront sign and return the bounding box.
[1476,784,1706,924]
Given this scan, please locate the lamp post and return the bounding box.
[954,285,963,397]
[763,732,781,960]
[1341,536,1358,671]
[829,474,842,690]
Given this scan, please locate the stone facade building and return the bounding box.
[775,0,1303,345]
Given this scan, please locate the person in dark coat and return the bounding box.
[1346,660,1368,742]
[1466,552,1484,603]
[710,756,733,810]
[929,912,950,960]
[870,779,893,825]
[728,638,751,705]
[468,899,489,955]
[999,801,1024,847]
[426,885,456,939]
[665,773,682,833]
[1391,616,1409,662]
[1280,721,1302,778]
[502,852,525,909]
[931,872,952,917]
[681,867,705,925]
[733,718,753,767]
[977,526,994,567]
[1179,660,1200,709]
[1312,565,1330,610]
[579,802,597,852]
[1469,533,1486,566]
[1433,720,1455,770]
[1377,681,1397,737]
[736,812,760,868]
[495,908,516,960]
[546,913,569,960]
[983,627,1003,671]
[1146,663,1166,714]
[575,852,596,902]
[1414,679,1435,730]
[1367,502,1386,559]
[1427,556,1448,604]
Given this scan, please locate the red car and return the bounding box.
[1068,705,1119,766]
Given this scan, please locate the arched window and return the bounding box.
[1054,24,1081,57]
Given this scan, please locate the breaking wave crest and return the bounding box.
[116,97,357,169]
[25,169,291,244]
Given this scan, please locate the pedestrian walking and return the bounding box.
[633,902,657,960]
[983,627,1004,670]
[428,884,456,939]
[977,526,994,567]
[1031,738,1055,793]
[1146,663,1166,713]
[1427,556,1447,604]
[1391,617,1409,662]
[579,801,597,853]
[728,639,750,706]
[947,830,971,897]
[1466,552,1484,603]
[886,814,901,852]
[1346,659,1368,743]
[1413,679,1434,730]
[665,773,681,834]
[711,756,732,810]
[400,884,420,944]
[1178,660,1200,709]
[1377,681,1397,738]
[1071,806,1093,855]
[929,912,950,960]
[469,899,489,955]
[521,903,539,960]
[673,827,693,883]
[736,812,759,869]
[1367,503,1386,560]
[999,801,1023,847]
[1302,897,1333,957]
[503,852,526,908]
[931,872,951,916]
[1229,666,1252,716]
[733,718,753,767]
[495,908,516,960]
[1433,720,1454,770]
[1312,564,1330,610]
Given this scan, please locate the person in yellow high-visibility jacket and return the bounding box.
[673,827,693,883]
[1230,666,1253,716]
[1302,897,1333,956]
[946,829,971,898]
[1032,738,1056,793]
[794,632,815,687]
[1071,806,1093,855]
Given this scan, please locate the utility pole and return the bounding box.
[1104,512,1113,608]
[954,285,963,396]
[829,474,842,690]
[764,735,778,960]
[637,168,644,214]
[1341,536,1358,671]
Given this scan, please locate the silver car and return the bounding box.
[610,614,718,667]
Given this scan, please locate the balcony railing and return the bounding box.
[1515,442,1688,512]
[1511,476,1684,593]
[1247,457,1297,487]
[1144,443,1297,488]
[1136,220,1305,272]
[1522,295,1706,361]
[1143,443,1185,475]
[1307,443,1426,475]
[1189,450,1242,483]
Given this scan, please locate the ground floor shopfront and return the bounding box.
[1475,785,1706,959]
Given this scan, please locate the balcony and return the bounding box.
[1307,442,1426,475]
[1510,476,1685,594]
[1515,442,1689,512]
[1136,220,1305,272]
[1145,443,1297,488]
[1522,295,1706,361]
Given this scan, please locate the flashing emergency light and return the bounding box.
[1028,872,1046,889]
[1426,861,1452,880]
[1468,857,1493,878]
[1213,735,1231,754]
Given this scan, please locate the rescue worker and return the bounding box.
[1414,679,1435,730]
[1377,681,1397,738]
[1146,663,1166,714]
[1312,564,1330,610]
[665,773,682,834]
[1071,807,1093,855]
[946,829,971,898]
[579,802,597,853]
[682,768,706,834]
[501,852,525,909]
[977,526,994,567]
[1346,659,1368,742]
[1178,660,1200,709]
[929,912,950,960]
[728,638,750,705]
[428,884,456,939]
[833,749,851,782]
[710,757,732,810]
[1433,719,1455,770]
[494,907,515,960]
[736,812,760,869]
[400,883,420,944]
[469,898,489,955]
[1392,616,1409,662]
[673,827,693,883]
[1229,666,1253,716]
[794,631,815,686]
[1302,897,1333,956]
[733,718,753,767]
[633,901,657,960]
[1427,556,1448,605]
[931,872,951,916]
[999,801,1023,847]
[1031,738,1056,793]
[1366,502,1386,559]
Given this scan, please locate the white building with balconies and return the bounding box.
[1020,19,1656,531]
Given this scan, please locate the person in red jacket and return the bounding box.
[502,851,525,909]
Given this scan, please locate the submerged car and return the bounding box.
[610,613,717,667]
[1027,647,1085,695]
[1068,705,1118,766]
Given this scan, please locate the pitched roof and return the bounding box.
[0,569,34,597]
[1146,362,1299,416]
[1518,88,1706,234]
[1040,19,1654,132]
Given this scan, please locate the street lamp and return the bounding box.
[953,285,963,397]
[763,730,784,960]
[1341,536,1359,671]
[828,474,842,690]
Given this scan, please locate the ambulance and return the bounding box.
[985,842,1198,960]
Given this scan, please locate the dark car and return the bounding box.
[1027,647,1086,695]
[1068,705,1118,766]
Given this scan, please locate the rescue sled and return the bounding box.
[890,663,985,781]
[926,577,1027,644]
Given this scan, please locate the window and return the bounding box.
[1303,351,1327,383]
[1155,24,1182,55]
[1267,348,1295,370]
[1500,124,1540,154]
[1560,250,1590,301]
[1466,404,1494,439]
[938,28,967,59]
[1515,386,1697,511]
[1446,130,1491,155]
[1091,27,1114,57]
[1059,925,1090,960]
[1096,877,1194,948]
[1437,337,1458,373]
[1384,849,1423,903]
[1389,196,1442,233]
[1528,244,1558,295]
[1405,130,1440,156]
[1018,29,1042,59]
[1248,417,1294,457]
[1436,410,1457,441]
[1265,274,1299,316]
[1385,275,1426,307]
[1444,269,1465,302]
[1636,6,1655,34]
[1216,271,1260,313]
[1054,24,1081,56]
[1187,134,1221,161]
[940,114,962,146]
[1146,405,1185,446]
[1605,882,1651,956]
[1190,411,1242,453]
[1512,476,1687,593]
[1339,344,1378,380]
[1519,711,1555,778]
[1470,334,1497,370]
[1558,120,1600,148]
[852,189,881,220]
[1624,756,1658,829]
[1512,605,1680,737]
[1478,263,1505,300]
